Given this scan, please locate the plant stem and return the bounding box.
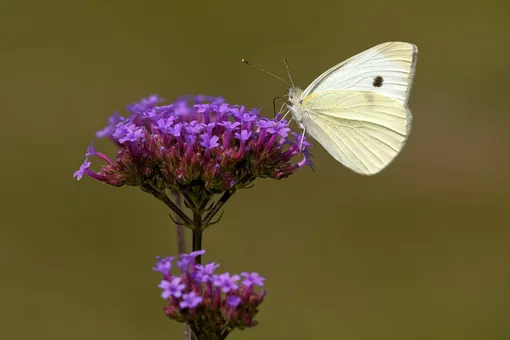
[192,210,204,264]
[168,192,191,340]
[173,192,187,255]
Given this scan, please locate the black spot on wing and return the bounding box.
[372,76,384,87]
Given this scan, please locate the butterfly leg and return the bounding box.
[277,103,300,124]
[276,107,292,124]
[273,100,287,118]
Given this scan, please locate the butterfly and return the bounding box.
[286,42,418,175]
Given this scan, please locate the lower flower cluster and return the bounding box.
[154,250,265,339]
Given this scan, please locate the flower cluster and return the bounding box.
[73,94,313,195]
[154,250,266,339]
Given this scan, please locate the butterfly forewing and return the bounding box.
[300,42,417,105]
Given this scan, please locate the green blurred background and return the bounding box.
[2,0,510,339]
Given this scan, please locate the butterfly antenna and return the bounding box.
[241,59,290,86]
[284,59,295,87]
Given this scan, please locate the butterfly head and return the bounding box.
[288,86,304,105]
[287,86,305,121]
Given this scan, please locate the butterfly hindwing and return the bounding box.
[300,89,410,175]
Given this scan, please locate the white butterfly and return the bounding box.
[287,41,418,175]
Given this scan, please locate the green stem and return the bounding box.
[192,210,204,264]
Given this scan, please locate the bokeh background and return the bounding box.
[2,0,510,339]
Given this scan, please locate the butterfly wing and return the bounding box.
[300,42,417,105]
[300,90,410,175]
[295,41,417,174]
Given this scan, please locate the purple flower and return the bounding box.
[177,250,206,271]
[153,256,174,275]
[118,124,144,143]
[241,272,265,287]
[111,123,126,140]
[159,277,185,299]
[217,103,231,114]
[177,255,191,271]
[229,105,245,116]
[190,250,206,257]
[200,134,220,150]
[234,130,252,141]
[256,119,275,130]
[169,123,182,137]
[85,142,97,157]
[267,123,291,138]
[185,135,197,155]
[213,273,240,293]
[218,121,241,130]
[143,108,159,118]
[156,117,175,132]
[202,122,216,135]
[194,104,210,114]
[292,131,313,150]
[96,111,123,138]
[226,295,242,308]
[126,94,165,114]
[179,292,203,309]
[240,113,258,123]
[185,121,204,134]
[73,159,91,181]
[195,262,220,282]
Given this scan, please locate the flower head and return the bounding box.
[155,250,266,336]
[74,94,312,194]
